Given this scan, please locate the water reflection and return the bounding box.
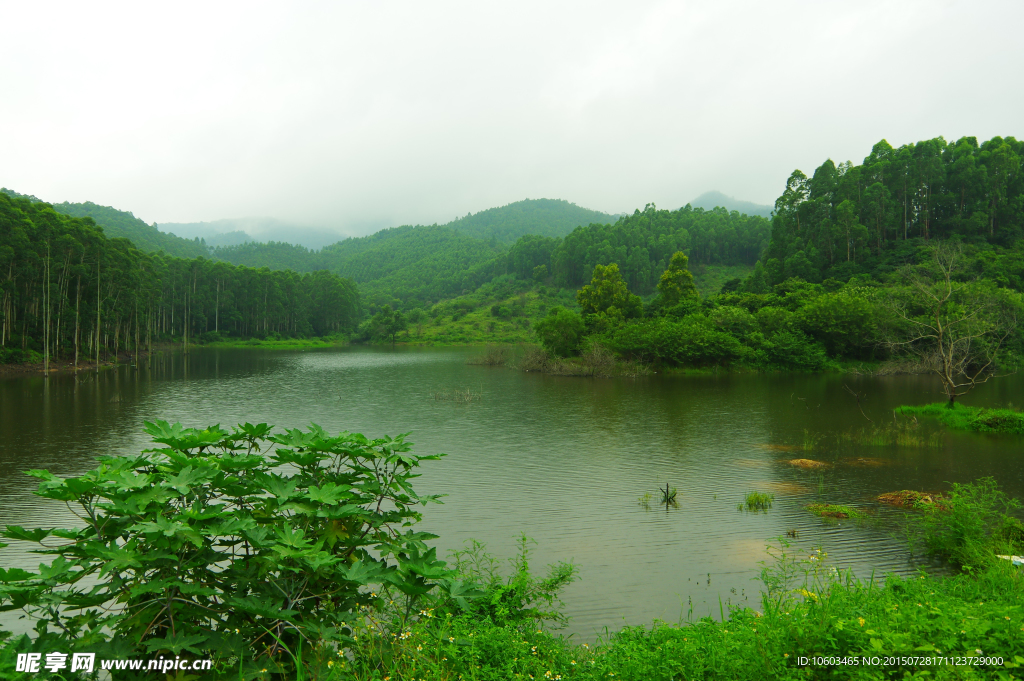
[1,346,1022,639]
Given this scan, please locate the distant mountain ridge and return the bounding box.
[158,217,349,250]
[444,198,618,243]
[690,191,773,217]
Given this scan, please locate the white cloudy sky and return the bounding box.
[2,0,1021,235]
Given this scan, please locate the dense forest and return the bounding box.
[0,192,360,366]
[520,136,1024,377]
[213,204,769,308]
[760,135,1024,286]
[6,134,1023,373]
[1,188,211,259]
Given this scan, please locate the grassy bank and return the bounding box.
[341,557,1023,681]
[200,335,348,350]
[468,343,652,378]
[899,403,1024,435]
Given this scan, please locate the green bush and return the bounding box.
[602,316,743,366]
[533,306,586,357]
[709,306,757,336]
[0,347,27,364]
[794,289,878,357]
[0,421,450,677]
[917,477,1024,573]
[748,329,829,370]
[755,306,793,335]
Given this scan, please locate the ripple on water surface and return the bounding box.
[1,346,1022,639]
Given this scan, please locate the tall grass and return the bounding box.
[744,491,774,511]
[899,402,1024,434]
[432,388,482,402]
[836,420,943,447]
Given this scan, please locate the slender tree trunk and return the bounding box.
[74,275,81,368]
[96,260,101,373]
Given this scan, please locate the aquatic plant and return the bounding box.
[898,402,1024,435]
[433,387,482,402]
[744,491,774,511]
[877,489,949,510]
[660,484,678,503]
[837,421,942,447]
[805,503,866,519]
[786,458,828,469]
[801,429,821,451]
[467,345,514,366]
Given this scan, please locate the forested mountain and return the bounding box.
[498,204,770,295]
[202,231,253,248]
[0,192,359,365]
[211,241,319,272]
[213,225,505,307]
[761,135,1023,285]
[445,198,617,243]
[690,191,773,217]
[0,190,212,259]
[321,226,506,306]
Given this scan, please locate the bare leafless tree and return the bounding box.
[882,243,1019,405]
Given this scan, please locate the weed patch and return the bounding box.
[899,402,1024,435]
[805,503,866,519]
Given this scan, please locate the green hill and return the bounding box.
[319,226,505,305]
[690,191,773,217]
[210,240,317,272]
[445,198,617,243]
[1,189,209,259]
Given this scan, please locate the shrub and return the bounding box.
[602,316,743,366]
[0,421,450,676]
[748,329,829,370]
[794,290,878,357]
[755,306,793,335]
[532,306,585,357]
[916,477,1024,573]
[708,305,757,335]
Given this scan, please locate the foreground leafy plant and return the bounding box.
[0,421,450,677]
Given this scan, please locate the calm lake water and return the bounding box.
[1,346,1022,639]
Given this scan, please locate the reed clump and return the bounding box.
[510,343,651,378]
[432,388,482,403]
[744,491,774,511]
[467,345,515,366]
[837,422,942,448]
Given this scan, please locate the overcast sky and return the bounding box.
[2,1,1021,236]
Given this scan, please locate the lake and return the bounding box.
[1,346,1022,640]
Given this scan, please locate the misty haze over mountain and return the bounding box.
[688,191,772,218]
[156,194,766,250]
[157,218,352,250]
